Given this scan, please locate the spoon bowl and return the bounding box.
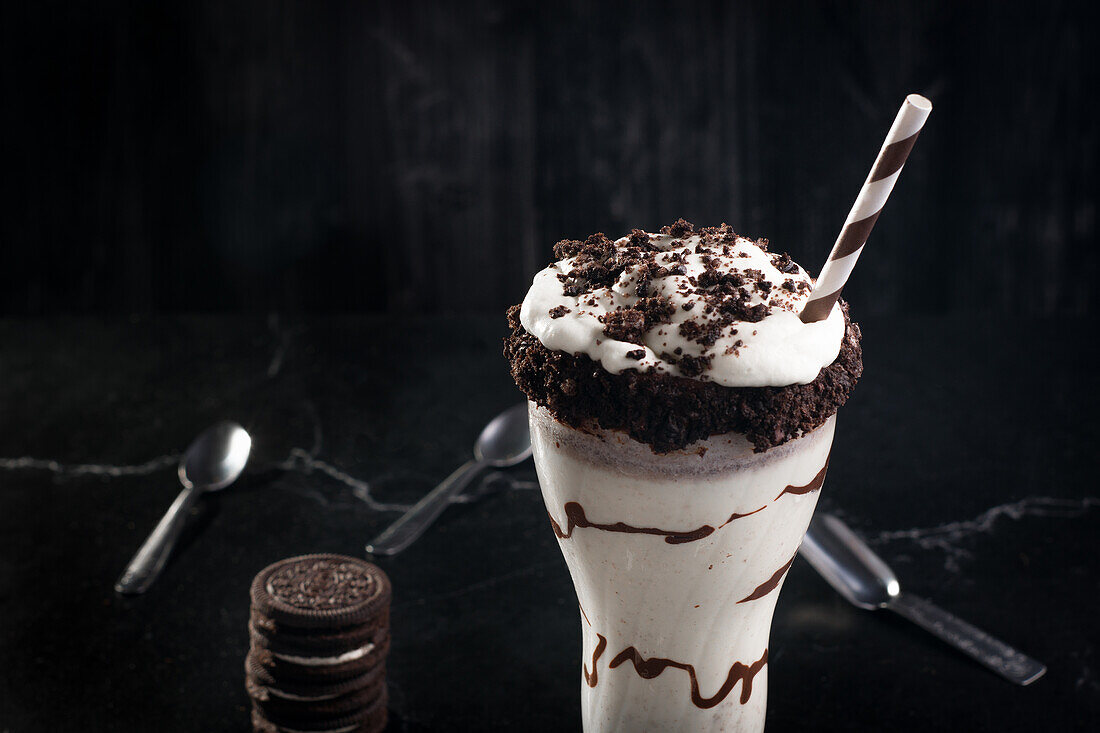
[802,513,900,610]
[473,403,533,467]
[179,421,253,491]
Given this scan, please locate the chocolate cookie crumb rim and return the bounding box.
[505,301,862,454]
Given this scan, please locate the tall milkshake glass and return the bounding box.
[530,405,834,731]
[505,220,861,732]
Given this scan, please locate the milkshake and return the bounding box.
[504,220,862,732]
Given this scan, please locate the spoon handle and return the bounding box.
[115,485,201,595]
[888,592,1047,686]
[366,459,484,557]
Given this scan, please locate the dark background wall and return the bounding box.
[3,0,1096,316]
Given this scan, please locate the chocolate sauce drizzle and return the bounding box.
[546,454,828,547]
[608,646,769,707]
[736,553,797,604]
[578,600,769,706]
[773,456,830,501]
[723,506,765,524]
[549,502,716,544]
[584,634,608,688]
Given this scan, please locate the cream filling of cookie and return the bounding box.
[267,688,341,702]
[272,641,375,667]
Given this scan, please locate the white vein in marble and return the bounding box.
[868,496,1099,571]
[265,312,293,378]
[274,448,412,513]
[0,454,179,477]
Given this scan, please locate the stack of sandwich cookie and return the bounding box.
[246,554,391,733]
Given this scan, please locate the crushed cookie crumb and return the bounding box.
[661,218,694,238]
[602,309,646,344]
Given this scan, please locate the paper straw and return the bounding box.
[800,94,932,323]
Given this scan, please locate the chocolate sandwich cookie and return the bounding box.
[250,689,387,733]
[248,619,388,659]
[246,652,385,704]
[247,635,391,683]
[246,555,392,733]
[251,555,391,630]
[250,609,390,656]
[249,673,385,724]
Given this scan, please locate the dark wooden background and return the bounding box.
[3,0,1096,316]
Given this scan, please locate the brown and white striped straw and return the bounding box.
[800,94,932,323]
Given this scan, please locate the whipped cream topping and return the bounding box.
[519,223,845,388]
[272,641,375,667]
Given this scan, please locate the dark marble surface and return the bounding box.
[0,314,1097,731]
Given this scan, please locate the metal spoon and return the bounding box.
[366,403,532,557]
[800,513,1047,686]
[115,422,252,595]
